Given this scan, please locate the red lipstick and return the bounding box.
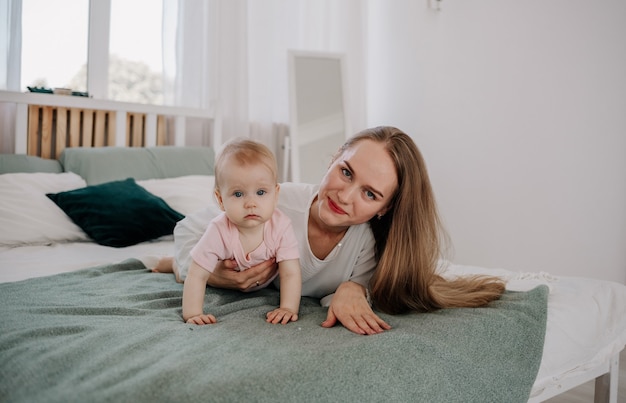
[327,198,346,215]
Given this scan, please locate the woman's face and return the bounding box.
[316,139,398,229]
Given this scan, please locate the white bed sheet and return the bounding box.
[0,239,173,284]
[444,263,626,400]
[1,244,625,401]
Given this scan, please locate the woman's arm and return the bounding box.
[205,258,278,291]
[320,232,389,335]
[321,281,391,335]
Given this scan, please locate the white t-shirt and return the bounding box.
[173,182,377,306]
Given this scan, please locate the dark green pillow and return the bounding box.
[47,178,185,247]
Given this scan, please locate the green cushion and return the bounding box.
[46,178,185,247]
[60,146,215,185]
[0,154,63,174]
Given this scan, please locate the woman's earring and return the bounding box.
[377,214,383,220]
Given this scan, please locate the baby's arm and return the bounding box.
[182,261,217,325]
[266,258,302,325]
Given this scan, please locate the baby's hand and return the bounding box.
[266,308,298,325]
[186,314,217,325]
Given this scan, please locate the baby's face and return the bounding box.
[214,162,279,229]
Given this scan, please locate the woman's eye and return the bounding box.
[256,189,266,196]
[234,191,243,198]
[341,168,352,178]
[365,190,376,200]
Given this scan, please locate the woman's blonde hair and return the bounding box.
[340,126,505,314]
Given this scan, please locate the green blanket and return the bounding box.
[0,259,548,403]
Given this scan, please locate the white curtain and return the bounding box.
[0,0,367,155]
[162,0,367,174]
[0,0,22,153]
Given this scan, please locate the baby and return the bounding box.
[157,138,301,325]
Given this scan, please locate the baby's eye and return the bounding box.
[256,189,267,196]
[233,191,243,198]
[341,168,352,178]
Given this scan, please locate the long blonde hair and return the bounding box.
[342,127,505,314]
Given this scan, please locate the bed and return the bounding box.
[1,146,625,403]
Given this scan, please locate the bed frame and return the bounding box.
[0,90,220,158]
[528,354,621,402]
[0,90,623,403]
[26,104,168,158]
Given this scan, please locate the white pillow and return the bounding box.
[0,172,90,246]
[137,175,217,216]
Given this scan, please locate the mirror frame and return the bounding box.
[287,50,350,183]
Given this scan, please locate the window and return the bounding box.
[20,0,164,104]
[108,0,163,104]
[21,0,88,92]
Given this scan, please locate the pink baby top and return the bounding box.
[190,208,299,291]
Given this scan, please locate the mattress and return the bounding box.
[1,241,624,401]
[1,147,624,401]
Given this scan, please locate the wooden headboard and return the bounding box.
[0,90,219,159]
[27,105,168,159]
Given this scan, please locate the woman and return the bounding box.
[158,126,505,335]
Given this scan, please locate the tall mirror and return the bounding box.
[287,50,349,184]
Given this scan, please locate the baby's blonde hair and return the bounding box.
[214,138,278,191]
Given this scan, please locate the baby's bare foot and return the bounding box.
[152,256,174,273]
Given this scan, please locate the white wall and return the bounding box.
[366,1,626,283]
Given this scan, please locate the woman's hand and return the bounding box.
[205,258,277,291]
[321,281,391,335]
